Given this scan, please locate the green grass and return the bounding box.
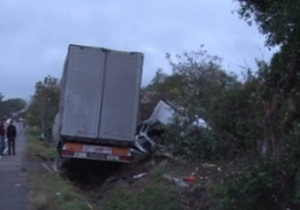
[26,128,182,210]
[26,128,58,161]
[30,170,92,210]
[26,128,94,210]
[101,166,181,210]
[102,183,180,210]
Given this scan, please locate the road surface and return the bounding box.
[0,124,30,210]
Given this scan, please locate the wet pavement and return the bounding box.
[0,124,30,210]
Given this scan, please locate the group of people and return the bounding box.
[0,120,17,156]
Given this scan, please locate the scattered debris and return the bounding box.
[202,163,216,168]
[120,174,134,184]
[42,163,53,173]
[133,173,148,179]
[37,154,48,161]
[143,159,156,171]
[163,174,190,188]
[156,159,169,169]
[52,159,60,173]
[87,203,94,209]
[184,173,196,183]
[188,184,201,193]
[106,176,119,183]
[154,152,176,160]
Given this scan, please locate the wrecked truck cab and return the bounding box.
[135,99,210,152]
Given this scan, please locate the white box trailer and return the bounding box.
[55,44,143,163]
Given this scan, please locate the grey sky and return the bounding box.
[0,0,274,100]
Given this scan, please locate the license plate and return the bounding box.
[83,145,112,154]
[73,152,87,158]
[88,153,106,159]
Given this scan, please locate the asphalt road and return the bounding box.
[0,124,30,210]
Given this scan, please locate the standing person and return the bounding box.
[6,120,17,156]
[0,122,5,155]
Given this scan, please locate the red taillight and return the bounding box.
[61,150,74,156]
[119,155,131,162]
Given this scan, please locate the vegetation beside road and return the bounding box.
[26,129,58,161]
[100,165,181,210]
[26,126,249,210]
[26,129,91,210]
[26,129,183,210]
[22,1,300,209]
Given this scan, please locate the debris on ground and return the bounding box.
[37,154,48,161]
[183,173,197,183]
[163,174,190,188]
[42,163,54,173]
[133,173,148,179]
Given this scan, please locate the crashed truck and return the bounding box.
[52,44,209,164]
[136,99,210,153]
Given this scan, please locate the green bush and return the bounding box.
[172,129,220,160]
[210,157,300,210]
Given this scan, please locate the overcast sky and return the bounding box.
[1,0,275,100]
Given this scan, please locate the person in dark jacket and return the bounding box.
[0,122,5,155]
[6,121,17,155]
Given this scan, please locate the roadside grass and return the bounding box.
[101,183,180,210]
[26,128,94,210]
[100,166,181,210]
[29,170,92,210]
[26,129,58,161]
[26,128,183,210]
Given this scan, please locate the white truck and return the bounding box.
[53,44,210,164]
[135,99,210,153]
[53,44,144,163]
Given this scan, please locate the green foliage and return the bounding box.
[211,121,300,209]
[27,75,60,133]
[26,128,58,161]
[145,48,264,160]
[237,0,300,142]
[211,160,278,210]
[162,122,220,160]
[211,156,300,210]
[237,0,300,47]
[0,98,27,118]
[147,47,238,108]
[211,73,265,154]
[141,2,300,206]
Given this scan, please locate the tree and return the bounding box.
[236,0,300,159]
[237,0,300,46]
[0,98,27,119]
[212,1,300,208]
[143,48,259,159]
[27,75,60,136]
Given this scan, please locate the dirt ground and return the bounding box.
[27,142,246,210]
[86,153,246,210]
